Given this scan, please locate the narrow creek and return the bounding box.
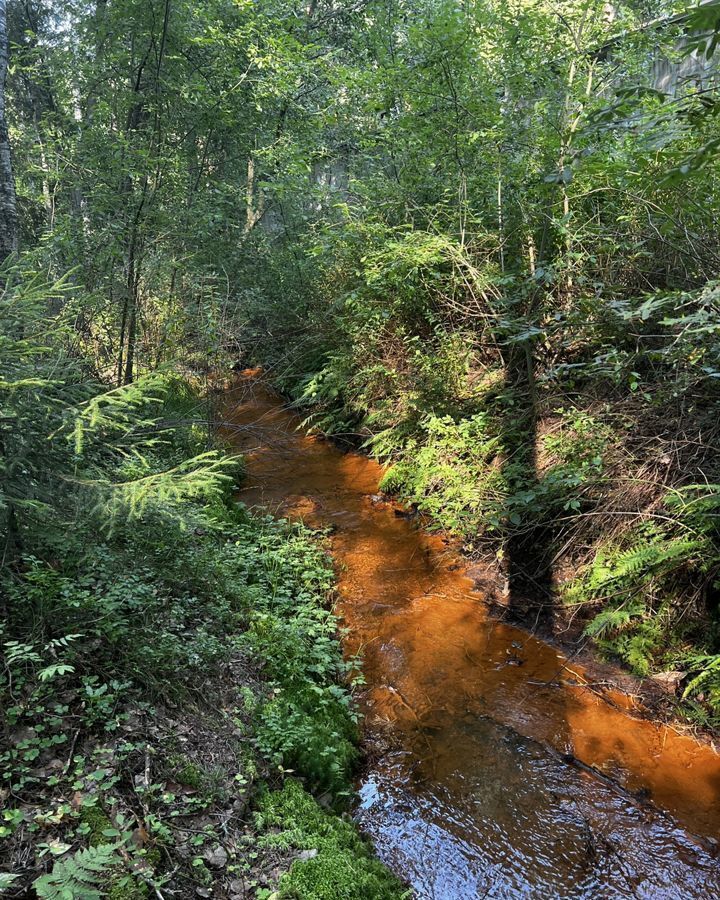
[227,376,720,899]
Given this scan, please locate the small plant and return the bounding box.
[377,411,504,540]
[682,653,720,714]
[34,844,121,900]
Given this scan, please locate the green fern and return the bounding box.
[667,484,720,533]
[682,653,720,701]
[584,599,646,638]
[567,531,707,607]
[623,623,663,677]
[612,537,701,581]
[34,844,120,900]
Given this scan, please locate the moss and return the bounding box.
[281,853,405,900]
[79,804,113,848]
[177,762,205,790]
[167,756,206,791]
[144,848,162,869]
[107,876,149,900]
[257,781,406,900]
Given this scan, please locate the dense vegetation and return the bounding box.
[0,2,413,895]
[233,0,720,722]
[1,0,720,894]
[0,266,406,895]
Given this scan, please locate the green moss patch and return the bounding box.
[256,780,407,900]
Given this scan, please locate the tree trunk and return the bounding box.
[0,0,18,561]
[243,154,265,237]
[0,0,19,266]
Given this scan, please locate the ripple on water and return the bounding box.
[358,716,720,899]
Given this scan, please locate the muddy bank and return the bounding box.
[226,375,720,899]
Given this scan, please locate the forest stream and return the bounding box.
[227,375,720,899]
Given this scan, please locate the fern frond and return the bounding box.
[584,599,645,638]
[568,533,707,606]
[682,654,720,700]
[34,844,120,900]
[611,537,698,581]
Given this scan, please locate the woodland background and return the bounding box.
[2,1,720,896]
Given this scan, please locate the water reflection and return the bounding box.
[359,716,719,898]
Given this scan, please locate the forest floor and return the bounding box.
[0,393,407,900]
[2,637,406,899]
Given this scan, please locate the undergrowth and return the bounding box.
[250,225,720,729]
[0,341,401,896]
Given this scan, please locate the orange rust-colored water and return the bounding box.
[227,377,720,898]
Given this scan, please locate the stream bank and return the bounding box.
[0,397,403,899]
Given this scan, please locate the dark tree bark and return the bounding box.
[116,0,172,385]
[0,0,19,265]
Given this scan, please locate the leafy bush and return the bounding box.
[378,411,504,538]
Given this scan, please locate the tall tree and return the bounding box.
[0,0,18,263]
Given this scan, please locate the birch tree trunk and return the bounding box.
[0,0,18,265]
